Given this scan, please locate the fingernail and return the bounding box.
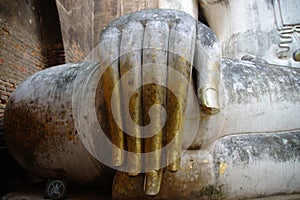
[127,154,140,176]
[112,147,123,167]
[201,87,220,115]
[144,170,162,196]
[168,149,180,172]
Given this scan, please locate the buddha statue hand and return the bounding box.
[97,9,221,195]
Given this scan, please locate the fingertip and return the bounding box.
[168,161,179,172]
[112,147,124,167]
[200,86,220,115]
[127,154,141,176]
[167,149,180,172]
[144,170,163,196]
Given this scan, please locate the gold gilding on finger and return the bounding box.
[143,83,165,172]
[200,85,220,115]
[293,49,300,61]
[102,66,125,167]
[127,154,141,176]
[112,147,124,167]
[165,54,190,174]
[144,169,163,196]
[119,39,143,175]
[167,149,180,172]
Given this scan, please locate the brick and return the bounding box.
[0,85,5,91]
[6,87,15,93]
[0,90,11,97]
[4,82,14,88]
[1,77,9,83]
[0,95,8,101]
[9,79,17,85]
[0,104,5,109]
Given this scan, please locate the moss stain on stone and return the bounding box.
[192,185,226,200]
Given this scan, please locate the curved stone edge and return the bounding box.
[4,61,114,188]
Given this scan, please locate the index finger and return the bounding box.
[194,23,221,115]
[166,16,196,172]
[119,20,144,176]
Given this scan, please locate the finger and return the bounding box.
[194,23,221,115]
[119,21,144,176]
[142,20,169,195]
[100,26,125,167]
[144,169,163,196]
[166,17,196,172]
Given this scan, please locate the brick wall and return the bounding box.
[0,0,47,145]
[0,80,15,146]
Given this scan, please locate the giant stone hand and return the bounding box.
[97,9,221,195]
